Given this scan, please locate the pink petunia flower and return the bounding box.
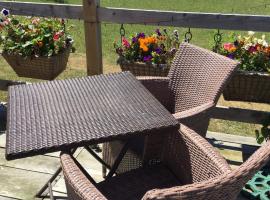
[122,37,130,48]
[223,43,234,51]
[53,31,64,41]
[32,18,40,25]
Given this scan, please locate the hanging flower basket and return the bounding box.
[114,29,180,77]
[215,31,270,103]
[2,46,71,80]
[223,70,270,103]
[120,62,170,77]
[0,9,74,80]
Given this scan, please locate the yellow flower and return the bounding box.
[138,36,158,52]
[228,46,236,52]
[141,45,148,52]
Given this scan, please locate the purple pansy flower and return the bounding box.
[143,55,152,62]
[137,33,145,38]
[155,29,162,36]
[155,48,162,54]
[227,54,235,59]
[132,37,138,43]
[1,9,9,16]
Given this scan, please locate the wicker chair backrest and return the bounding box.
[168,42,238,113]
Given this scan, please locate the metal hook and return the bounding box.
[213,29,223,53]
[120,24,126,43]
[184,28,192,43]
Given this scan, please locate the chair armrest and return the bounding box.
[60,152,108,200]
[161,124,231,184]
[136,76,169,81]
[136,76,172,111]
[173,101,215,120]
[142,175,228,200]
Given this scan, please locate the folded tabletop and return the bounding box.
[6,72,179,160]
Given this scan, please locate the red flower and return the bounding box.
[248,46,257,53]
[122,37,130,48]
[53,33,60,41]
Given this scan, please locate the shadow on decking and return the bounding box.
[0,103,6,133]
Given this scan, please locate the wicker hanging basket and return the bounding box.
[2,46,71,80]
[223,70,270,103]
[120,62,170,77]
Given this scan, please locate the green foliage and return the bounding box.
[256,117,270,144]
[0,10,74,57]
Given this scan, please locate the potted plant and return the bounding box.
[240,118,270,164]
[114,29,180,76]
[216,31,270,103]
[0,9,74,80]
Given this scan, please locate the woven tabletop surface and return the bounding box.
[6,72,179,160]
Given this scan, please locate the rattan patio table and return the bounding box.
[6,71,179,160]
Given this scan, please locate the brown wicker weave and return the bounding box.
[2,47,70,80]
[61,124,270,200]
[120,62,169,77]
[223,70,270,103]
[103,42,239,175]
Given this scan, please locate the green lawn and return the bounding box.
[1,0,270,138]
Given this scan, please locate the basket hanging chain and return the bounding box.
[120,24,126,44]
[213,29,222,53]
[184,28,192,43]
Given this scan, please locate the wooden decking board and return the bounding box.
[0,195,22,200]
[0,148,60,175]
[0,133,6,148]
[207,131,259,146]
[0,166,52,199]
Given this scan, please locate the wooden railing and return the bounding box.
[0,0,269,164]
[2,0,270,75]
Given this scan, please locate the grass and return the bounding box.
[2,0,270,138]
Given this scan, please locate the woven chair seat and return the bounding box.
[61,124,270,199]
[98,165,181,200]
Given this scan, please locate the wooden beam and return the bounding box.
[83,0,103,75]
[98,7,270,32]
[0,1,83,19]
[3,1,270,32]
[210,105,270,124]
[0,80,26,91]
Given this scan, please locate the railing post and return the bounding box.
[83,0,103,75]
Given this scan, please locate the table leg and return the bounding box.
[35,166,62,199]
[35,149,77,199]
[84,145,111,170]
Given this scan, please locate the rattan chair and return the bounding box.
[60,124,270,200]
[102,42,239,175]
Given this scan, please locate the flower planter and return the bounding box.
[2,46,71,80]
[223,70,270,103]
[120,62,170,77]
